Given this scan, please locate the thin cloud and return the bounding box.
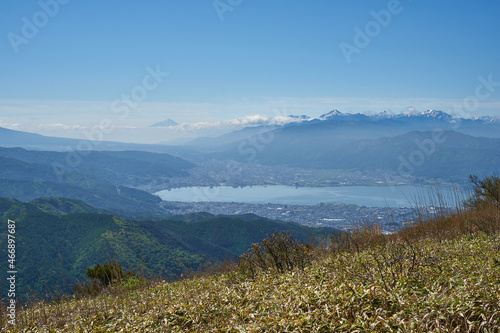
[172,114,304,132]
[0,122,136,132]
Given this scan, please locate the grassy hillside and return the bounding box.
[3,177,499,332]
[8,233,497,332]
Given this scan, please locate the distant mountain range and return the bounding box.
[2,110,499,152]
[152,110,499,130]
[182,110,500,182]
[148,109,500,137]
[187,109,500,148]
[2,109,499,184]
[298,109,499,124]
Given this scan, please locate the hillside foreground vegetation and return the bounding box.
[1,175,500,332]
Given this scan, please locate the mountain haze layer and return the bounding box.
[184,110,500,182]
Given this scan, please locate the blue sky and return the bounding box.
[1,0,499,143]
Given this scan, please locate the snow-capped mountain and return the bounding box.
[310,109,497,124]
[416,110,452,120]
[151,119,178,127]
[471,116,498,123]
[318,109,344,120]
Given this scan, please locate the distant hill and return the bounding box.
[0,126,188,154]
[230,130,500,179]
[0,147,195,217]
[0,127,65,149]
[0,197,338,301]
[0,147,193,184]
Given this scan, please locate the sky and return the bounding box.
[1,0,500,143]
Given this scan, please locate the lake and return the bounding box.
[155,185,465,208]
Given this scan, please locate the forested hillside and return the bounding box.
[0,197,337,302]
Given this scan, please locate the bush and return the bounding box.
[72,262,138,297]
[238,231,312,278]
[469,173,500,208]
[85,262,129,286]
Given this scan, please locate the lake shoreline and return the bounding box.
[155,184,465,208]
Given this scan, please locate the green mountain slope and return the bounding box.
[28,197,106,215]
[156,214,323,257]
[0,179,164,219]
[0,198,337,302]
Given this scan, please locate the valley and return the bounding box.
[160,200,415,231]
[137,159,418,192]
[0,109,497,305]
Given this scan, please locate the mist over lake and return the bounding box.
[156,185,464,208]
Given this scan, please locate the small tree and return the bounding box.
[469,174,500,208]
[85,262,127,286]
[238,231,312,278]
[73,262,137,297]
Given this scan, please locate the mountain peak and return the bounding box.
[151,119,178,127]
[420,110,451,119]
[318,109,345,120]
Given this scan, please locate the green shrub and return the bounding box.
[72,262,138,297]
[469,173,500,208]
[85,262,129,286]
[238,231,312,278]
